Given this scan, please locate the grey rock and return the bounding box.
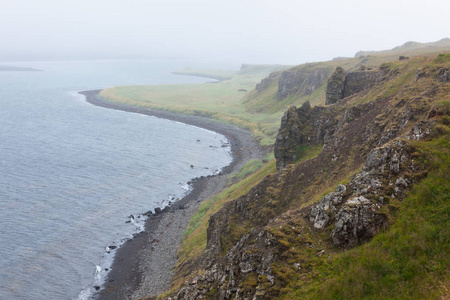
[255,72,279,92]
[309,140,413,248]
[274,102,312,170]
[277,68,330,100]
[325,66,386,105]
[439,67,449,83]
[325,67,345,105]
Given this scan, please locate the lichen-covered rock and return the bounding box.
[438,67,449,83]
[277,68,330,100]
[332,196,384,247]
[175,228,279,300]
[308,139,422,248]
[405,121,431,140]
[310,184,346,229]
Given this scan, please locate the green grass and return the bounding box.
[357,38,450,61]
[227,152,274,185]
[433,53,450,64]
[227,159,265,185]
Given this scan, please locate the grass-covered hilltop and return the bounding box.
[100,38,450,299]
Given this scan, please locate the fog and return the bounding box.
[1,0,449,65]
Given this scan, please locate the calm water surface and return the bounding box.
[0,60,233,299]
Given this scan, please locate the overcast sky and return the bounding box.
[1,0,449,64]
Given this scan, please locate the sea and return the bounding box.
[0,59,234,299]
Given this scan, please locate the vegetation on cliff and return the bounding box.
[101,40,450,299]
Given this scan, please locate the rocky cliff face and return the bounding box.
[309,138,424,248]
[325,65,386,105]
[274,101,313,170]
[255,72,279,93]
[325,67,345,105]
[165,55,450,300]
[277,67,330,100]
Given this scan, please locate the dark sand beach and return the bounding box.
[79,90,265,299]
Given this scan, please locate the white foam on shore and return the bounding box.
[181,182,193,193]
[68,91,90,103]
[77,287,91,300]
[77,213,149,300]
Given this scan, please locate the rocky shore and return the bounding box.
[79,90,265,300]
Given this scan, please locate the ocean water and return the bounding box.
[0,60,233,299]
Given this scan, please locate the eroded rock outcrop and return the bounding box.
[438,67,449,83]
[274,101,341,171]
[277,68,330,100]
[274,102,312,170]
[325,67,345,105]
[325,66,386,105]
[255,72,279,92]
[343,66,385,97]
[175,228,278,300]
[309,139,420,248]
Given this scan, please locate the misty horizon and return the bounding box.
[1,0,450,65]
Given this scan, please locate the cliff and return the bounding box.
[160,54,450,300]
[276,67,331,100]
[325,65,387,105]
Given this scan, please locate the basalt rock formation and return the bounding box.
[325,66,345,105]
[325,65,387,105]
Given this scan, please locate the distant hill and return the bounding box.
[355,37,450,57]
[0,65,41,71]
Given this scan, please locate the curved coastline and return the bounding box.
[79,90,265,299]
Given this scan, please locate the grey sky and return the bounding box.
[1,0,449,64]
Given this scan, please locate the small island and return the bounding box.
[0,65,42,72]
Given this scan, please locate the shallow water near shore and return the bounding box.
[0,59,233,299]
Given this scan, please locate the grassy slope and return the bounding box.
[356,38,450,58]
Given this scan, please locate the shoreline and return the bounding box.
[79,90,265,299]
